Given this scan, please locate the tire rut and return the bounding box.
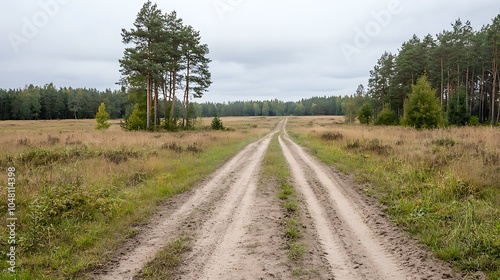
[279,119,460,280]
[99,121,284,280]
[179,121,285,279]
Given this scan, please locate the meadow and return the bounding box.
[0,116,499,279]
[286,116,500,279]
[0,117,280,279]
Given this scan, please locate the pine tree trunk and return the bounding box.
[183,57,190,128]
[447,69,451,112]
[497,71,500,122]
[147,75,151,129]
[163,81,168,124]
[440,57,444,108]
[467,67,471,114]
[480,66,485,122]
[154,82,159,127]
[457,63,460,104]
[492,58,497,125]
[170,68,177,125]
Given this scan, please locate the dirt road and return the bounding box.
[99,119,460,279]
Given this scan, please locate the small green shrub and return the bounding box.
[95,102,111,130]
[124,104,146,131]
[376,104,398,125]
[211,116,224,130]
[357,102,373,125]
[468,116,480,126]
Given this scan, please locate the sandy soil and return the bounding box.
[278,120,463,280]
[96,119,468,280]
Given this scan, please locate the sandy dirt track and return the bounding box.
[99,120,286,279]
[98,119,464,280]
[278,120,462,280]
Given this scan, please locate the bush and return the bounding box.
[95,102,111,130]
[211,116,224,130]
[376,103,398,125]
[124,104,147,131]
[357,102,373,125]
[402,74,443,129]
[468,116,480,126]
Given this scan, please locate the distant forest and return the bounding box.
[0,84,129,120]
[0,83,345,120]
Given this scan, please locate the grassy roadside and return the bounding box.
[0,117,280,279]
[286,116,500,279]
[261,134,309,276]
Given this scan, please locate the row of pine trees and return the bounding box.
[119,1,212,130]
[363,16,500,126]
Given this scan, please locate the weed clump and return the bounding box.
[320,131,344,141]
[432,137,457,147]
[345,139,361,149]
[162,142,183,153]
[161,142,203,154]
[481,150,500,166]
[345,138,391,155]
[288,242,305,261]
[186,142,202,154]
[47,135,61,145]
[365,139,391,155]
[140,237,191,278]
[101,149,141,164]
[17,138,31,146]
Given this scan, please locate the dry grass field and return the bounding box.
[0,117,280,279]
[286,116,500,279]
[0,116,498,278]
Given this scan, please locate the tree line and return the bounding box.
[0,83,129,120]
[196,96,346,117]
[0,84,350,121]
[363,15,500,126]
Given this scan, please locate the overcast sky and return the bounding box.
[1,0,498,102]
